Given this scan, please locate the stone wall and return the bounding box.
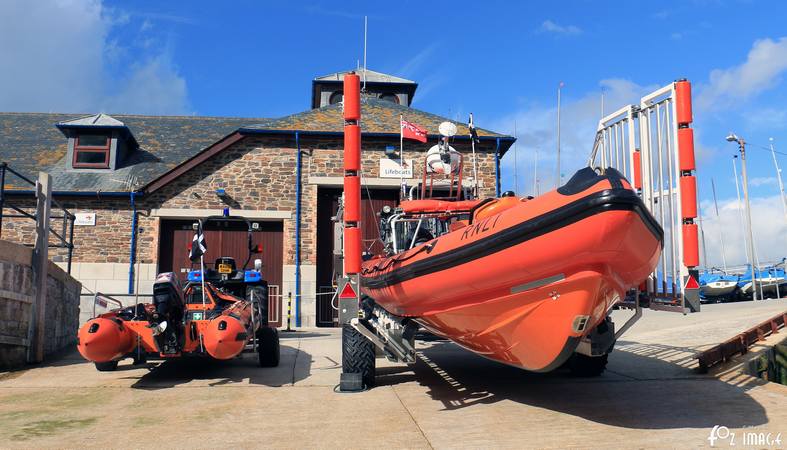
[0,133,501,327]
[0,240,81,369]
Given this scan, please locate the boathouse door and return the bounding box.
[158,219,284,326]
[315,188,399,327]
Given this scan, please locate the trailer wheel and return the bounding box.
[94,360,119,372]
[342,324,375,388]
[257,326,280,367]
[568,353,608,377]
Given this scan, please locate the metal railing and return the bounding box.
[696,311,786,373]
[91,292,126,318]
[0,163,75,273]
[267,284,281,324]
[589,81,699,312]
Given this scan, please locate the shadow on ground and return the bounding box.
[280,331,332,340]
[127,344,309,389]
[0,347,89,379]
[377,339,769,430]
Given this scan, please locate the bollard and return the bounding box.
[286,292,293,331]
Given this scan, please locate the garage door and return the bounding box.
[316,188,400,327]
[158,219,284,326]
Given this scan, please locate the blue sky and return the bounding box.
[1,0,786,265]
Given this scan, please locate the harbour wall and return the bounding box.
[0,240,81,369]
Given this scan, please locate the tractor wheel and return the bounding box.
[342,324,376,388]
[94,360,119,372]
[257,326,280,367]
[568,353,608,377]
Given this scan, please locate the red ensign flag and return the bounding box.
[401,119,428,143]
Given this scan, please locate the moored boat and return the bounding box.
[699,271,739,301]
[738,264,786,298]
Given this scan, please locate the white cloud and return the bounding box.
[749,176,777,187]
[699,195,787,268]
[696,37,787,111]
[397,43,439,79]
[498,78,656,193]
[105,55,189,115]
[0,0,190,115]
[743,107,787,130]
[538,20,582,36]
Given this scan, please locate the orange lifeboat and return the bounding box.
[360,168,662,372]
[202,299,255,360]
[77,317,135,362]
[76,217,282,372]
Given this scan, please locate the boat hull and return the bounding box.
[700,281,737,298]
[361,169,662,371]
[740,278,786,295]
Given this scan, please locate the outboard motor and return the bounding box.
[151,272,185,354]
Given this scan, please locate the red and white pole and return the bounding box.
[675,79,699,270]
[343,73,362,275]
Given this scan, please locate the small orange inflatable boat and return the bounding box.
[77,265,280,371]
[359,167,662,372]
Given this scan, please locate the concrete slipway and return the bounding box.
[0,300,785,449]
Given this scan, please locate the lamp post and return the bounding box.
[726,133,760,300]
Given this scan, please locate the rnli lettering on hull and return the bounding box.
[461,215,502,240]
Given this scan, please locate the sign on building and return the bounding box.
[379,158,413,178]
[74,212,96,226]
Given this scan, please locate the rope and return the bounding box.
[360,242,434,276]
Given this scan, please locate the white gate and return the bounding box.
[588,80,700,312]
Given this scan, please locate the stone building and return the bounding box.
[0,70,514,327]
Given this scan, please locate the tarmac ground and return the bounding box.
[0,299,786,449]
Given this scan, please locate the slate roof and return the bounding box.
[56,113,139,148]
[0,101,513,193]
[242,98,508,139]
[0,112,261,192]
[57,113,125,127]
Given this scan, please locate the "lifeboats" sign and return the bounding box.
[379,158,413,179]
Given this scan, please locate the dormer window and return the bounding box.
[57,113,138,171]
[380,93,400,104]
[329,91,343,105]
[73,134,111,168]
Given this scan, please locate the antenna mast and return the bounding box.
[513,120,518,195]
[711,178,728,272]
[363,16,368,90]
[769,138,787,225]
[556,82,563,188]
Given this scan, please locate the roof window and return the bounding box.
[73,134,110,168]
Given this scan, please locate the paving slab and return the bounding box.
[0,300,785,449]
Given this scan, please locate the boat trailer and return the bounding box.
[335,75,701,391]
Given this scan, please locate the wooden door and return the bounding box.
[158,219,284,326]
[315,188,399,327]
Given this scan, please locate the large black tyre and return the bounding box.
[257,326,280,367]
[568,353,608,377]
[247,284,269,326]
[94,360,119,372]
[342,324,376,388]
